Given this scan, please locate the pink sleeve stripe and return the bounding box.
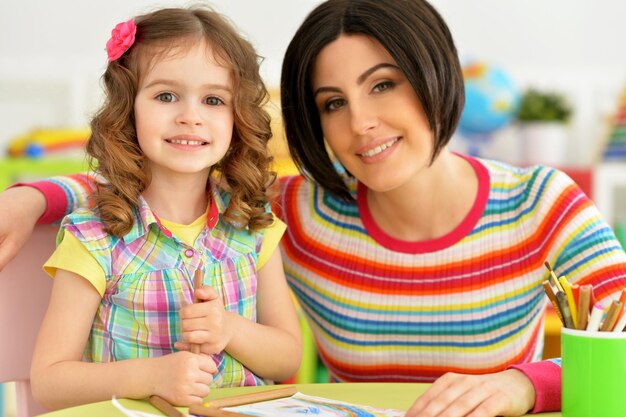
[508,360,561,413]
[11,181,69,224]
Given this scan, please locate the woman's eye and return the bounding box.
[205,96,225,106]
[373,81,394,93]
[325,98,346,112]
[157,92,177,103]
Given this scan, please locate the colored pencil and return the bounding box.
[559,276,578,327]
[191,269,204,355]
[576,284,591,330]
[586,302,605,332]
[149,395,185,417]
[188,386,298,417]
[570,283,580,307]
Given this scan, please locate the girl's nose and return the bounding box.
[176,103,203,126]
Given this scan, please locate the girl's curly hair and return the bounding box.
[89,6,275,237]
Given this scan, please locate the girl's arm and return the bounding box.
[179,248,302,382]
[31,269,216,410]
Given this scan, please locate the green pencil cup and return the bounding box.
[561,328,626,417]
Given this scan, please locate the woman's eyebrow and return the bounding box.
[356,63,399,84]
[314,62,400,97]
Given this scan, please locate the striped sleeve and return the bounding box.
[13,173,97,224]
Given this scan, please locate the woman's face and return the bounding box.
[311,34,434,193]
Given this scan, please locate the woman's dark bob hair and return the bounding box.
[281,0,464,200]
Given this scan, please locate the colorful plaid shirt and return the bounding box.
[51,183,269,387]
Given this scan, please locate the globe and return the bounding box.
[458,62,519,136]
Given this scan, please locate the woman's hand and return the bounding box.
[152,351,217,406]
[0,186,47,270]
[405,369,536,417]
[177,286,234,354]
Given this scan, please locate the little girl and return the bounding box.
[30,7,301,410]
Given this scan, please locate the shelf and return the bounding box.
[0,157,88,191]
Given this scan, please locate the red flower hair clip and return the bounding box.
[106,19,137,62]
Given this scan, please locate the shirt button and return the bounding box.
[184,249,195,258]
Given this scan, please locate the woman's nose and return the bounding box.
[349,102,378,135]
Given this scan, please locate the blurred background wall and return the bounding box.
[1,0,625,167]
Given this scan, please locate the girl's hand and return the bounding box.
[405,370,536,417]
[178,286,234,354]
[152,351,217,406]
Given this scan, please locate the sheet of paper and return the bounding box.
[112,397,169,417]
[224,392,405,417]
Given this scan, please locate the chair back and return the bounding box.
[0,225,57,417]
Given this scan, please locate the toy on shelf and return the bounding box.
[7,128,89,158]
[456,61,519,158]
[601,87,626,161]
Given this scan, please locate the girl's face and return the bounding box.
[311,34,434,193]
[134,39,234,181]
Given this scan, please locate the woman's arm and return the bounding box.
[25,173,97,223]
[405,369,536,417]
[178,248,303,381]
[0,173,96,270]
[31,269,217,410]
[0,187,47,269]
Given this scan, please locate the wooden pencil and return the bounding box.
[149,395,186,417]
[542,280,564,325]
[544,261,564,292]
[612,304,626,332]
[187,405,250,417]
[205,386,297,409]
[556,291,575,329]
[191,269,204,355]
[600,300,623,331]
[614,289,626,327]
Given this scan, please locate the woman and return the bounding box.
[2,0,626,415]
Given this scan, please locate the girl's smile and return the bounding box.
[165,135,211,148]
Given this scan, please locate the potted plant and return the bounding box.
[516,88,573,166]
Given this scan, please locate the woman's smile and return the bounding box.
[357,137,401,161]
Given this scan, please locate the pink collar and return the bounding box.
[357,154,490,254]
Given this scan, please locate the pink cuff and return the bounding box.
[508,360,561,413]
[10,181,68,224]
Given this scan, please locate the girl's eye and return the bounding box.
[205,96,225,106]
[325,98,346,112]
[373,81,394,93]
[157,92,177,103]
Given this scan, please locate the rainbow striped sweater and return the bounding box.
[26,156,626,413]
[273,157,626,412]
